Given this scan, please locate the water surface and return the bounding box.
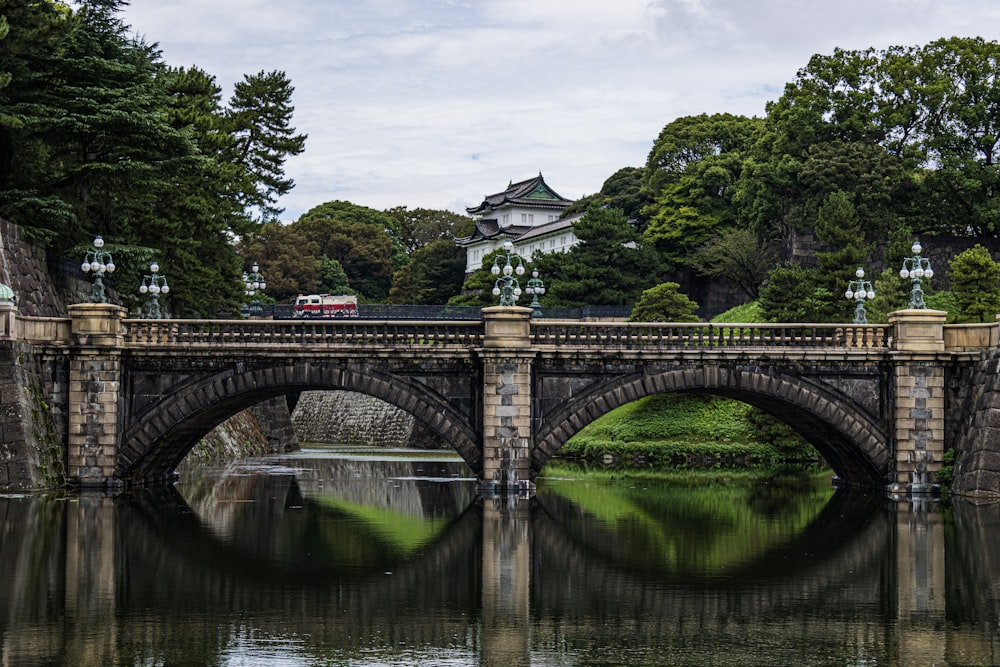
[1,446,998,666]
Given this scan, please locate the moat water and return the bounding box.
[1,446,999,666]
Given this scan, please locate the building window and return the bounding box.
[528,214,534,224]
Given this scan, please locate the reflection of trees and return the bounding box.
[533,482,889,586]
[535,472,841,576]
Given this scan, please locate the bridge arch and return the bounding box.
[118,361,482,485]
[532,365,891,487]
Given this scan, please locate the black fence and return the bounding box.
[270,303,484,320]
[267,303,632,321]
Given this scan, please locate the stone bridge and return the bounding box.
[5,301,996,494]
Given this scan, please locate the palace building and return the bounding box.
[455,173,581,273]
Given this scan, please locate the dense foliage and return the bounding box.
[628,282,700,322]
[0,0,305,316]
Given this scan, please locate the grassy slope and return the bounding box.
[559,301,819,464]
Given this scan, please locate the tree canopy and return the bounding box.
[0,0,306,316]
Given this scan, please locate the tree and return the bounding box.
[629,282,700,322]
[691,227,777,300]
[561,167,651,230]
[949,244,1000,323]
[225,70,306,222]
[759,264,832,323]
[642,114,763,267]
[533,205,662,307]
[239,221,321,303]
[389,239,466,304]
[812,190,873,321]
[384,206,474,253]
[318,256,352,295]
[301,200,407,270]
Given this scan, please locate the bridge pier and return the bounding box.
[480,307,536,493]
[889,310,947,494]
[66,304,126,490]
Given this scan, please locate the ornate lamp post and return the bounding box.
[525,268,545,317]
[899,240,934,309]
[845,267,875,324]
[244,263,266,316]
[490,241,526,306]
[138,262,169,319]
[80,236,116,303]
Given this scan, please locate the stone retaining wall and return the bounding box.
[949,350,1000,498]
[292,390,441,449]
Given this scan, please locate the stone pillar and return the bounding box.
[480,494,531,667]
[67,303,126,490]
[889,309,946,493]
[480,306,535,493]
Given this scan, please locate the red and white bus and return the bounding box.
[292,294,359,318]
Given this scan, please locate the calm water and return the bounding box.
[1,446,1000,666]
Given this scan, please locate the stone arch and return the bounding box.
[532,365,891,488]
[118,361,481,485]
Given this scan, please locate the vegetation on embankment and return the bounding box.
[559,393,819,465]
[559,302,821,467]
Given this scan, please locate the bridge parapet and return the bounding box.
[943,321,998,352]
[121,318,485,348]
[530,321,891,350]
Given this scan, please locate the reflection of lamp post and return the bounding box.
[244,263,266,317]
[845,267,875,324]
[899,240,934,309]
[80,236,116,303]
[138,262,169,319]
[525,269,545,317]
[490,242,526,306]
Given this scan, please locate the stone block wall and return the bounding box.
[950,350,1000,498]
[0,342,67,489]
[291,390,442,449]
[250,396,300,453]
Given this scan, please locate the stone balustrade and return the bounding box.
[531,321,892,350]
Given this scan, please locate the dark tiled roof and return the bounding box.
[466,173,573,216]
[456,213,580,247]
[454,219,532,246]
[514,214,581,242]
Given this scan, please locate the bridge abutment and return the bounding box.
[889,310,947,493]
[67,304,125,490]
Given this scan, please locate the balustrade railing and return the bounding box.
[9,315,930,352]
[122,319,486,348]
[530,321,892,350]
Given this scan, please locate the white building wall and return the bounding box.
[490,205,560,229]
[463,228,579,273]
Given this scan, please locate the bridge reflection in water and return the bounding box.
[1,456,1000,666]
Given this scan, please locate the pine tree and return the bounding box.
[226,70,307,222]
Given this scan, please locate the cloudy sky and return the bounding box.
[121,0,1000,221]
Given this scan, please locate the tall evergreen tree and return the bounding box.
[534,205,662,306]
[226,70,306,222]
[949,244,1000,323]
